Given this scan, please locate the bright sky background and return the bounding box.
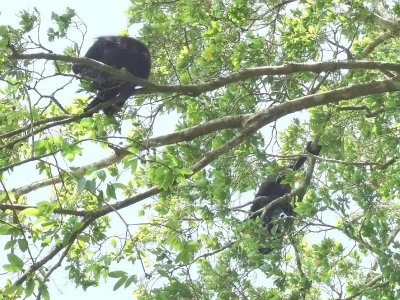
[2,1,141,298]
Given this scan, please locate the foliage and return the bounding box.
[1,0,400,299]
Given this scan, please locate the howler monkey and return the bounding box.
[73,36,151,115]
[249,141,322,253]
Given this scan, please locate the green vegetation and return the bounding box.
[1,1,400,299]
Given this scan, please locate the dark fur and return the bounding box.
[73,36,151,115]
[250,141,322,253]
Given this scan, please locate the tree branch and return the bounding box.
[7,77,400,199]
[9,53,400,94]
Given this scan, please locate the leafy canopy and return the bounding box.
[1,1,400,299]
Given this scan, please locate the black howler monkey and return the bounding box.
[73,36,151,115]
[250,141,322,253]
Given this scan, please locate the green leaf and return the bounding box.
[25,278,35,297]
[0,224,12,235]
[80,117,93,127]
[176,249,191,263]
[109,270,127,278]
[86,179,97,194]
[124,275,137,287]
[39,284,50,300]
[20,208,41,217]
[7,253,23,270]
[18,239,28,252]
[97,170,107,181]
[176,168,193,175]
[4,239,17,250]
[0,192,7,202]
[77,177,86,193]
[106,183,116,199]
[113,276,127,291]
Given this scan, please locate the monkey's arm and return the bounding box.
[291,141,322,171]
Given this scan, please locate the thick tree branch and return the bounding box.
[7,77,400,199]
[8,53,400,94]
